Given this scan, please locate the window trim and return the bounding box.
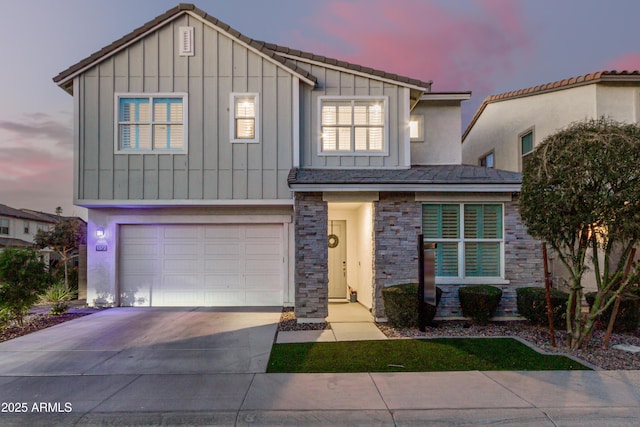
[230,92,260,143]
[409,114,424,142]
[479,150,495,168]
[0,218,9,235]
[519,127,534,171]
[114,93,188,154]
[422,203,506,283]
[317,96,389,156]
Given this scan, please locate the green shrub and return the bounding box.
[585,291,640,333]
[40,281,77,316]
[516,287,568,328]
[0,306,10,331]
[0,248,51,325]
[382,283,442,328]
[458,285,502,325]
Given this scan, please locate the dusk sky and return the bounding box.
[2,0,640,220]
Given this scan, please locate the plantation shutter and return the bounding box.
[464,205,502,277]
[422,204,459,277]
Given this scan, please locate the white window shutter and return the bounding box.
[179,27,194,56]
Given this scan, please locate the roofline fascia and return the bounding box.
[186,11,316,87]
[277,52,429,92]
[420,92,471,101]
[74,199,295,208]
[289,183,521,192]
[55,9,316,91]
[462,74,640,142]
[54,14,179,90]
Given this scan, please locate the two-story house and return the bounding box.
[54,3,541,320]
[462,70,640,290]
[0,204,54,261]
[462,70,640,172]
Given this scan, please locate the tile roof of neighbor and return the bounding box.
[0,204,55,222]
[53,3,432,92]
[462,70,640,141]
[0,237,34,248]
[288,165,522,186]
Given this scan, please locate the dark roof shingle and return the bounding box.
[288,165,521,186]
[0,204,55,222]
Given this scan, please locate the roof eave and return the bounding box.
[289,183,521,192]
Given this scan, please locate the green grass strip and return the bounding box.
[267,338,589,373]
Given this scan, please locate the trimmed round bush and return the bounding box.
[516,287,568,328]
[382,283,442,328]
[458,285,502,325]
[585,291,640,333]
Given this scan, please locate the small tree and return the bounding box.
[34,209,84,288]
[520,118,640,349]
[0,248,51,325]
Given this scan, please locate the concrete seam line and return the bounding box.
[236,373,257,425]
[540,409,560,427]
[81,374,142,418]
[368,372,396,426]
[478,371,538,409]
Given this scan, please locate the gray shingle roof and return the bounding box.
[54,3,433,93]
[288,165,522,186]
[53,4,317,92]
[0,237,34,248]
[0,204,55,222]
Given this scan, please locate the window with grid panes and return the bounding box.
[422,204,503,278]
[117,94,186,152]
[320,98,386,154]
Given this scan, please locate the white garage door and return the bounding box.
[119,224,284,306]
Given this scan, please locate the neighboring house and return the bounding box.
[21,209,88,298]
[53,3,541,320]
[462,70,640,172]
[0,204,55,263]
[462,70,640,289]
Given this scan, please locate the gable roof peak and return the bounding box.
[53,3,317,93]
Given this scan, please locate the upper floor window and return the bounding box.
[520,129,534,170]
[23,221,29,234]
[480,152,494,168]
[319,97,387,155]
[230,93,260,143]
[410,114,424,142]
[116,94,187,153]
[422,203,504,279]
[0,219,9,235]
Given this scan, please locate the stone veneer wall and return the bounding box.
[436,195,544,318]
[294,192,328,319]
[372,192,422,319]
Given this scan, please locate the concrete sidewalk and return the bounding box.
[1,370,639,425]
[2,305,640,425]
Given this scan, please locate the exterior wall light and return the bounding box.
[96,228,105,238]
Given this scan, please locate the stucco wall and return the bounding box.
[462,85,598,171]
[411,101,463,165]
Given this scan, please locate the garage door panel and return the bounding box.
[163,226,201,239]
[204,226,241,239]
[121,243,158,257]
[163,244,199,256]
[163,259,201,273]
[120,224,284,307]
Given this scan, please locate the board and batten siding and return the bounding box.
[76,14,294,203]
[294,60,410,168]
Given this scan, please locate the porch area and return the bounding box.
[276,302,386,343]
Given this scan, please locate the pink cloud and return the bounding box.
[297,0,531,92]
[606,53,640,71]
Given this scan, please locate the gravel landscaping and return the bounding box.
[377,320,640,370]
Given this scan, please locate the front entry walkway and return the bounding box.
[276,302,387,343]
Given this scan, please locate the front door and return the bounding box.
[328,220,347,299]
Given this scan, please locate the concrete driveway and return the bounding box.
[0,307,281,375]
